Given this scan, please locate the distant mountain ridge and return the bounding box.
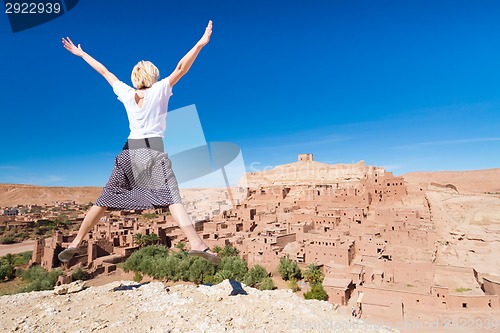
[0,184,102,207]
[402,168,500,194]
[1,167,499,207]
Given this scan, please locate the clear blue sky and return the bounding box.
[0,0,499,187]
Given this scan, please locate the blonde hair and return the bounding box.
[131,60,160,89]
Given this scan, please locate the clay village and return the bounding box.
[2,154,500,323]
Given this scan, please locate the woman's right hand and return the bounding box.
[62,37,84,57]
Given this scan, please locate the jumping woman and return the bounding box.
[58,20,220,264]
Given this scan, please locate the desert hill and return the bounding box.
[2,167,499,207]
[245,159,385,187]
[402,168,500,277]
[402,168,500,194]
[0,184,102,207]
[0,280,396,333]
[0,184,223,208]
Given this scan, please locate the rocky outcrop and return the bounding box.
[245,160,385,187]
[0,280,397,333]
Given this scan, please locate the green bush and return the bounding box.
[244,265,268,287]
[288,278,300,292]
[123,245,206,282]
[133,233,161,248]
[214,244,240,258]
[161,256,182,281]
[133,271,143,283]
[174,256,194,281]
[174,242,187,251]
[18,266,62,293]
[0,261,15,281]
[278,256,302,281]
[123,245,169,273]
[13,251,32,266]
[14,233,29,241]
[217,256,248,282]
[122,244,250,286]
[304,283,328,301]
[213,269,233,283]
[258,277,275,291]
[143,233,160,246]
[188,258,216,284]
[0,236,16,244]
[71,267,90,281]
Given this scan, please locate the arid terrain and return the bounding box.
[402,168,500,194]
[0,279,399,333]
[402,168,500,277]
[1,166,499,332]
[0,184,101,207]
[0,184,227,208]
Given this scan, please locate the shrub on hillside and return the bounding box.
[243,265,268,287]
[217,256,248,282]
[14,251,33,266]
[278,256,302,281]
[258,277,276,291]
[188,258,216,284]
[18,265,62,293]
[123,245,169,273]
[0,261,15,281]
[288,278,300,292]
[303,282,328,301]
[0,236,16,244]
[71,267,90,281]
[213,244,240,258]
[213,269,233,284]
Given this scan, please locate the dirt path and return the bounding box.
[0,238,51,257]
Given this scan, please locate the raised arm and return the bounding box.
[168,20,213,87]
[62,37,118,87]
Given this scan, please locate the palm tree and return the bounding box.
[303,263,324,284]
[175,242,187,251]
[143,233,160,246]
[220,244,239,257]
[212,245,222,255]
[133,233,144,247]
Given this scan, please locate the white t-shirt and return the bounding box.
[112,77,173,139]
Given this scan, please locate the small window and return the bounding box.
[462,303,467,308]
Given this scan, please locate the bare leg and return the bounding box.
[68,205,107,248]
[168,203,215,254]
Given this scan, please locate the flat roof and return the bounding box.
[323,277,352,288]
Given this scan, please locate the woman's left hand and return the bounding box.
[197,20,212,47]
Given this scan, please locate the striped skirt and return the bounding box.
[95,137,182,210]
